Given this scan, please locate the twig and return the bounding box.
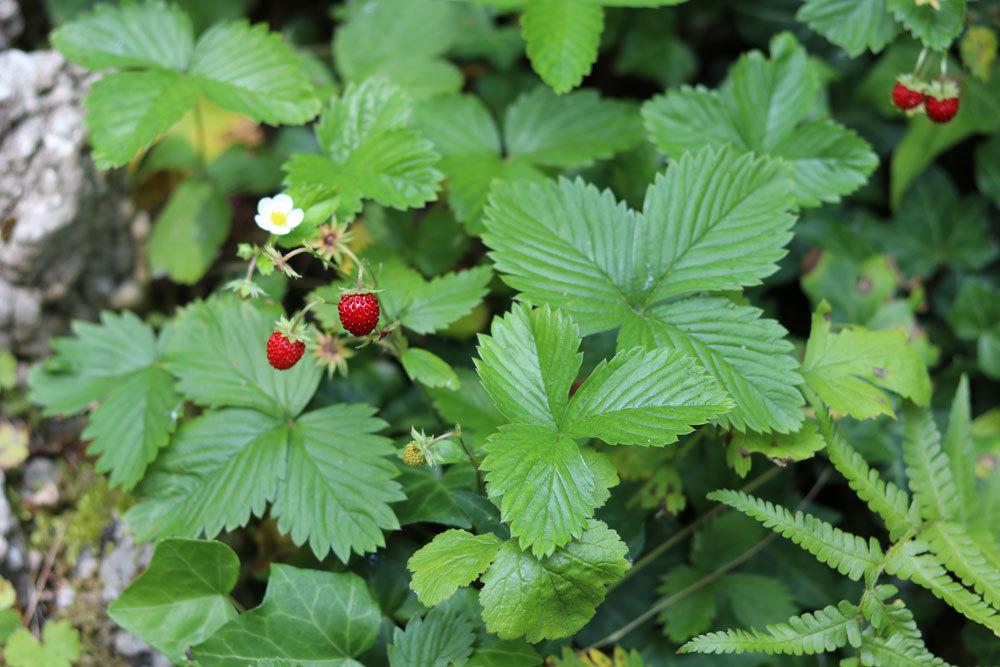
[457,434,485,496]
[23,523,66,625]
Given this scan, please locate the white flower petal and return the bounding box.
[272,193,294,213]
[286,208,304,229]
[256,197,273,215]
[254,214,268,230]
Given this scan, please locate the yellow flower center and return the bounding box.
[269,210,287,227]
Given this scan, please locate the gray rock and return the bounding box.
[99,525,152,604]
[0,49,145,359]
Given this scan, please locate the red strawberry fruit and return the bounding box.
[924,79,960,124]
[339,292,380,336]
[892,80,924,110]
[266,331,306,370]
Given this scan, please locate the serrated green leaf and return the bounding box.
[643,33,877,206]
[902,405,959,522]
[408,530,502,606]
[4,620,80,667]
[679,600,862,656]
[193,565,381,666]
[380,263,493,335]
[947,279,1000,340]
[802,301,931,420]
[619,297,804,434]
[522,0,604,94]
[149,179,231,284]
[727,421,824,478]
[388,606,476,667]
[479,519,629,641]
[475,304,581,429]
[189,20,320,125]
[563,346,731,446]
[401,349,460,390]
[888,0,965,50]
[84,70,198,168]
[108,539,238,663]
[163,295,322,418]
[922,521,1000,609]
[51,1,194,71]
[482,424,617,556]
[797,0,899,57]
[657,565,719,642]
[860,634,952,667]
[710,489,884,581]
[428,368,506,444]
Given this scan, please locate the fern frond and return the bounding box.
[708,490,883,581]
[812,401,918,541]
[860,585,924,646]
[942,376,975,525]
[678,600,861,655]
[860,634,954,666]
[922,521,1000,609]
[885,540,1000,633]
[902,405,959,522]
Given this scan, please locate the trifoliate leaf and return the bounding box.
[109,539,239,663]
[193,565,381,665]
[388,605,476,667]
[401,349,460,390]
[522,0,604,94]
[643,33,877,206]
[888,0,966,50]
[727,421,825,478]
[408,530,503,606]
[149,179,231,284]
[481,424,617,556]
[51,1,194,71]
[479,520,629,641]
[562,346,732,446]
[163,295,322,418]
[796,0,899,57]
[657,565,719,642]
[802,301,931,420]
[379,262,493,335]
[4,621,80,667]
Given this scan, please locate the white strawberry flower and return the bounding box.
[254,194,304,236]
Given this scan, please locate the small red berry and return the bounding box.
[338,292,380,336]
[266,331,305,370]
[925,95,959,123]
[892,81,925,110]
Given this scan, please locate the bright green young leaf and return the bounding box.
[108,539,239,663]
[479,519,630,641]
[922,521,1000,609]
[193,565,381,666]
[861,634,951,667]
[4,620,81,667]
[481,424,617,556]
[149,179,231,284]
[888,0,965,50]
[562,346,732,446]
[163,295,322,418]
[657,565,719,642]
[51,1,194,71]
[726,420,825,478]
[388,606,477,667]
[84,70,199,168]
[802,301,931,420]
[401,349,460,390]
[379,262,493,335]
[902,405,959,522]
[407,530,503,606]
[642,33,877,206]
[796,0,899,56]
[522,0,604,94]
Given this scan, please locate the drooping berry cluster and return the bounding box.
[891,71,959,124]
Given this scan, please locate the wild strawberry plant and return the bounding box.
[18,0,1000,664]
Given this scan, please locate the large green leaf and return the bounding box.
[888,0,965,50]
[379,262,493,335]
[796,0,898,57]
[642,33,877,206]
[193,565,381,666]
[148,179,231,284]
[163,295,322,418]
[522,0,604,93]
[388,606,477,667]
[108,539,239,663]
[401,348,460,390]
[407,530,503,606]
[478,520,630,641]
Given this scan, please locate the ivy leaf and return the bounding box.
[888,0,966,50]
[388,606,477,667]
[562,347,732,446]
[51,1,194,70]
[802,301,931,420]
[478,519,629,641]
[108,539,238,663]
[193,565,381,666]
[796,0,899,57]
[379,262,493,335]
[522,0,604,94]
[163,295,322,418]
[28,312,180,490]
[4,621,80,667]
[401,349,460,390]
[84,70,199,168]
[148,179,232,284]
[481,424,617,556]
[407,530,503,606]
[726,421,825,478]
[643,33,877,206]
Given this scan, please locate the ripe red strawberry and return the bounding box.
[339,292,380,336]
[266,331,305,370]
[892,81,924,110]
[926,95,959,123]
